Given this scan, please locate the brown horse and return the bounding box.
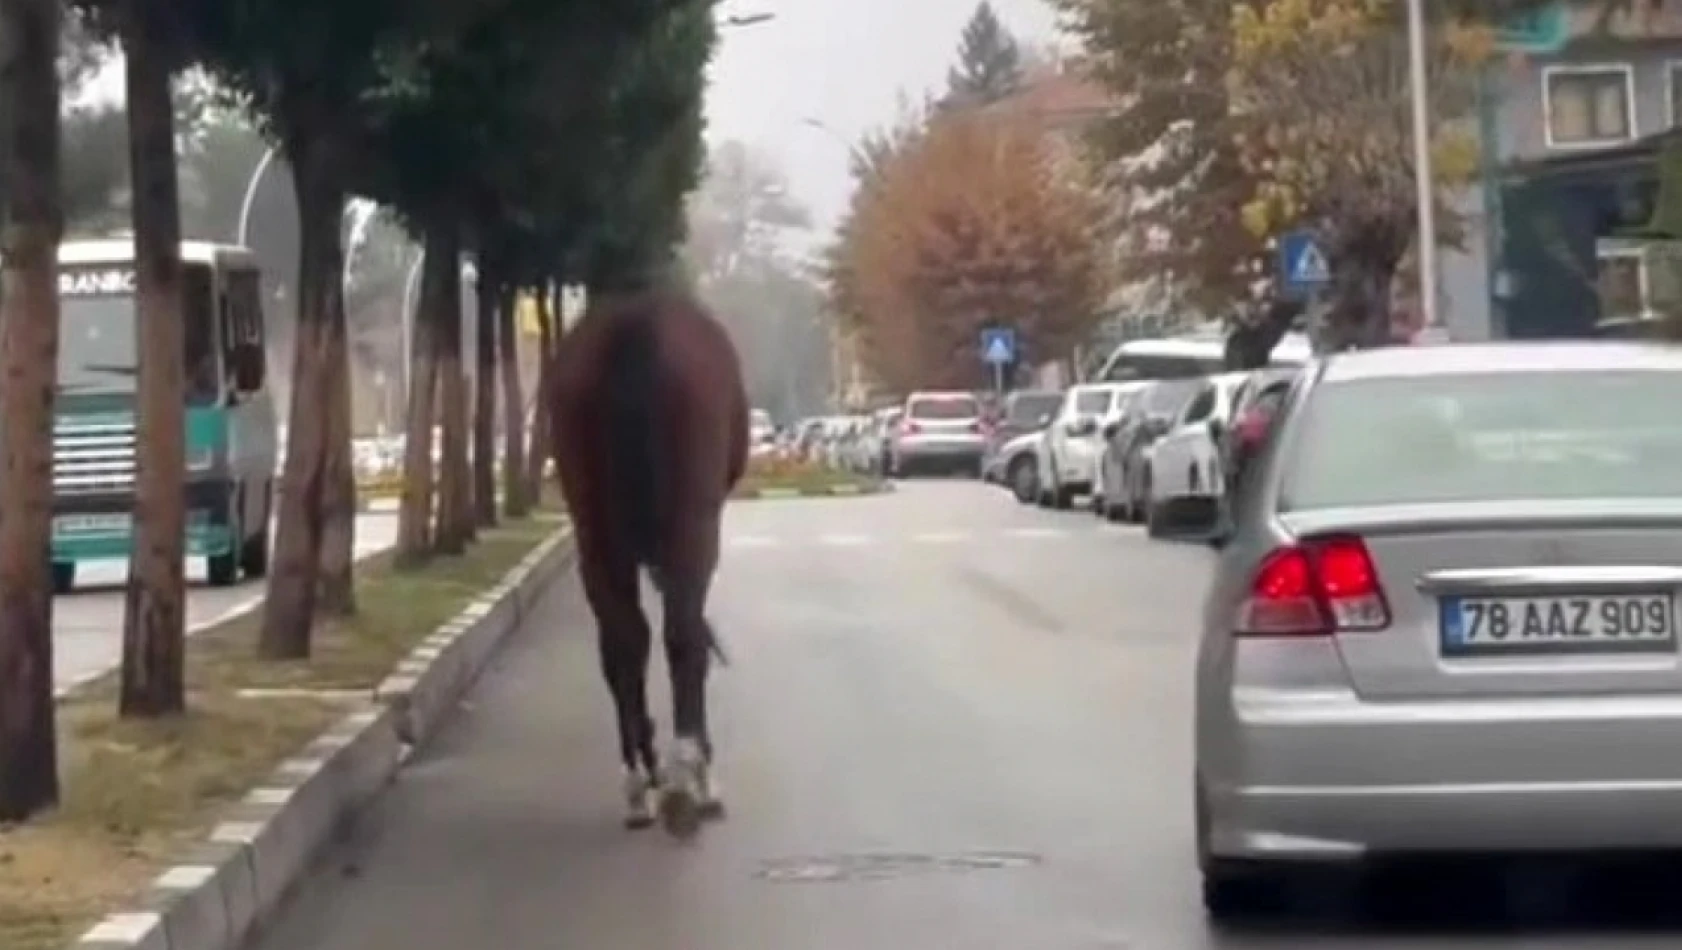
[549,287,748,837]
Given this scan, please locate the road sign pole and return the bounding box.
[992,360,1004,396]
[1406,0,1439,330]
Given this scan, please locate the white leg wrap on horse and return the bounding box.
[622,767,654,828]
[657,737,709,835]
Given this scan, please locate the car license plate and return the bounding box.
[1439,593,1676,655]
[53,513,129,534]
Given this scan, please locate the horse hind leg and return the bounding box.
[655,559,723,838]
[579,540,658,829]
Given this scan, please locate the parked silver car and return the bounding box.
[1182,342,1682,921]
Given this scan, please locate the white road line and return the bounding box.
[1004,526,1066,539]
[817,534,873,546]
[727,535,782,548]
[910,531,969,544]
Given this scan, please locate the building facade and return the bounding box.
[1444,1,1682,340]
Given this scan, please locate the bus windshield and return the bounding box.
[58,263,220,404]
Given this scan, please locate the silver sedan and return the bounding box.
[1179,341,1682,922]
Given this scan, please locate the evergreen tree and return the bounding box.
[944,2,1021,108]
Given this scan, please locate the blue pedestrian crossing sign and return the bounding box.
[1278,230,1330,297]
[980,327,1016,364]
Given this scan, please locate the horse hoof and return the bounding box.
[624,810,656,830]
[659,786,703,839]
[698,797,726,821]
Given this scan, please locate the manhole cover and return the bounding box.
[756,851,1042,883]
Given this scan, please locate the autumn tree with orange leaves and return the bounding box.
[829,108,1114,393]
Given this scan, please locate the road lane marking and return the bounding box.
[729,535,783,547]
[1003,526,1065,539]
[817,534,873,546]
[910,531,969,544]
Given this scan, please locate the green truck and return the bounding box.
[52,239,279,592]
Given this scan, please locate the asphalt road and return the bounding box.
[54,512,398,693]
[246,481,1682,948]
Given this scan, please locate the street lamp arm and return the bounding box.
[236,146,278,248]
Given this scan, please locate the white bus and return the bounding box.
[1092,328,1312,383]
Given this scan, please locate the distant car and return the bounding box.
[994,430,1044,503]
[1220,368,1300,496]
[1036,382,1142,508]
[1096,378,1202,523]
[889,391,988,477]
[1142,372,1251,536]
[982,389,1063,482]
[1185,342,1682,921]
[749,408,776,458]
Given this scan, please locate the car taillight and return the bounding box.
[1234,535,1389,637]
[1233,407,1271,449]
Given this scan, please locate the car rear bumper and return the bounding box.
[896,438,984,461]
[1203,685,1682,857]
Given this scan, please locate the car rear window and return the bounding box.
[1074,390,1112,414]
[908,395,979,420]
[1141,379,1201,417]
[1006,392,1061,424]
[1280,371,1682,510]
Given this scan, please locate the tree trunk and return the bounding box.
[498,283,528,519]
[119,1,186,716]
[314,332,356,616]
[259,136,347,660]
[430,222,470,555]
[524,286,555,504]
[1318,218,1409,353]
[0,0,62,820]
[393,235,445,568]
[471,258,497,528]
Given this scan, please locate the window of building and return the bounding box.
[1545,66,1635,147]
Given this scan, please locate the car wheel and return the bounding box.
[1138,467,1155,529]
[1009,456,1037,503]
[1196,778,1290,926]
[1090,491,1105,516]
[1202,861,1289,926]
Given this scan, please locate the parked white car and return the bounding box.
[995,430,1044,503]
[749,408,777,458]
[1143,372,1251,533]
[1035,382,1146,508]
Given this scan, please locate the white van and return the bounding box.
[1093,329,1311,384]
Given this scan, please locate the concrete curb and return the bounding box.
[732,480,893,501]
[74,522,577,950]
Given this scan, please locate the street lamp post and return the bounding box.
[1406,0,1439,329]
[400,253,424,396]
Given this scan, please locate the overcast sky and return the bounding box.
[706,0,1058,241]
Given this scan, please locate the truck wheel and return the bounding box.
[51,561,75,594]
[240,485,271,578]
[207,497,241,587]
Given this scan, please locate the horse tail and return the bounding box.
[604,307,662,568]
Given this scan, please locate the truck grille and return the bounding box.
[54,420,136,493]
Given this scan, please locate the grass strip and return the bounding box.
[0,512,564,950]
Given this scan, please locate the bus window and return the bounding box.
[183,263,219,404]
[224,269,265,392]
